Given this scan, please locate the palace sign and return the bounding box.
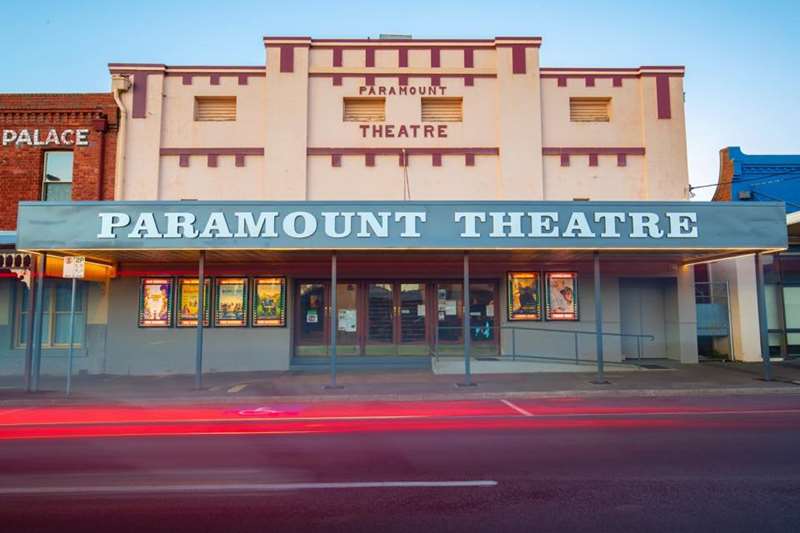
[2,128,90,147]
[16,201,788,251]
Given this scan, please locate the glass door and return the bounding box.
[398,283,428,355]
[296,282,327,356]
[336,283,360,355]
[436,283,464,355]
[365,283,395,355]
[469,282,499,356]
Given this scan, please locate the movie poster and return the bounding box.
[215,278,248,327]
[139,278,173,327]
[546,272,578,320]
[252,277,286,327]
[507,272,541,321]
[177,278,211,327]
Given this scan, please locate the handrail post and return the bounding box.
[592,251,608,384]
[574,331,579,365]
[459,252,475,386]
[636,335,642,362]
[194,250,205,391]
[326,253,343,389]
[512,328,516,361]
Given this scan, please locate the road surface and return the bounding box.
[0,394,799,532]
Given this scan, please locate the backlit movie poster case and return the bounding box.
[138,278,173,327]
[252,277,286,327]
[177,278,211,327]
[215,278,248,327]
[507,272,541,321]
[545,272,578,321]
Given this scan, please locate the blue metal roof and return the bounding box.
[720,146,800,213]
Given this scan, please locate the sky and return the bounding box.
[1,0,798,200]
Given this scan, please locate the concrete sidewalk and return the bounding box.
[1,359,799,405]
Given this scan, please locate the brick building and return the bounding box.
[1,93,118,379]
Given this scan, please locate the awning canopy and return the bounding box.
[15,200,787,268]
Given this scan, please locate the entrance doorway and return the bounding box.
[619,278,670,358]
[294,280,499,358]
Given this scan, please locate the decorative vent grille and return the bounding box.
[421,97,463,122]
[194,96,237,121]
[569,97,611,122]
[343,97,386,122]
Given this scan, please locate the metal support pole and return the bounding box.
[65,277,77,395]
[31,253,46,392]
[326,253,342,389]
[574,332,579,364]
[24,256,37,392]
[195,251,206,390]
[755,253,772,381]
[592,251,608,384]
[459,252,475,386]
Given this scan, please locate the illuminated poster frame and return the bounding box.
[507,272,541,321]
[214,278,248,327]
[138,277,173,327]
[545,272,579,321]
[176,278,211,327]
[252,277,287,327]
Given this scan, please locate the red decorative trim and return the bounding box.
[365,75,375,86]
[311,38,495,44]
[331,154,341,167]
[308,147,499,156]
[365,153,375,167]
[543,147,645,156]
[431,47,441,68]
[182,75,192,85]
[431,75,441,86]
[207,154,218,168]
[398,152,407,167]
[617,153,627,167]
[131,72,150,119]
[179,154,190,167]
[308,72,496,80]
[399,75,408,86]
[164,71,265,80]
[585,76,595,87]
[160,148,264,156]
[398,48,408,67]
[365,47,375,67]
[656,75,671,119]
[557,76,567,87]
[464,48,474,68]
[612,76,622,87]
[465,153,475,166]
[280,45,294,73]
[210,74,221,85]
[332,75,343,86]
[464,75,474,86]
[511,45,526,74]
[541,66,683,72]
[589,153,598,167]
[560,154,570,167]
[333,48,343,67]
[238,74,248,85]
[235,154,246,167]
[263,36,312,41]
[542,73,638,80]
[432,153,442,166]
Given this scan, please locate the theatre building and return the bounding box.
[10,36,787,382]
[0,93,118,377]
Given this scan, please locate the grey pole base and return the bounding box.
[456,382,478,388]
[323,384,345,390]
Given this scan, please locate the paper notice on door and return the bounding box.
[486,304,495,317]
[338,309,357,332]
[445,300,457,316]
[417,304,426,316]
[306,310,318,323]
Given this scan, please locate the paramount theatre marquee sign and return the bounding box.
[16,201,787,251]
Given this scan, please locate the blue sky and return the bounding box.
[2,0,798,199]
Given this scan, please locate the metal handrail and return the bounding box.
[432,324,654,365]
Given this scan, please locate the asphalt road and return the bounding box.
[1,394,799,532]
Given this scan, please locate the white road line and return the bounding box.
[501,399,532,417]
[0,480,498,495]
[227,384,248,393]
[0,408,32,418]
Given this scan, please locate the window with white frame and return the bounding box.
[42,151,74,201]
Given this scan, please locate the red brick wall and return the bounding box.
[0,93,118,230]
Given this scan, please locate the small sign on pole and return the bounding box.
[62,256,85,279]
[62,257,84,395]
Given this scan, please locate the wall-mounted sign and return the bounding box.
[62,256,85,279]
[215,278,248,327]
[359,124,447,138]
[177,278,211,327]
[545,272,578,321]
[2,128,90,147]
[16,201,789,252]
[252,277,286,327]
[508,272,541,321]
[358,85,448,97]
[138,278,173,327]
